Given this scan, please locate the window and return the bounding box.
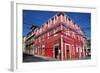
[66,28,69,36]
[72,45,74,58]
[48,32,50,38]
[66,17,69,25]
[39,37,40,42]
[54,16,58,24]
[66,44,70,59]
[54,28,57,36]
[72,31,74,38]
[55,16,57,22]
[76,35,78,40]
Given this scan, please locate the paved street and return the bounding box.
[23,53,91,62]
[23,53,50,62]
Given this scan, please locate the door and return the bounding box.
[66,45,70,59]
[54,46,59,59]
[78,47,81,58]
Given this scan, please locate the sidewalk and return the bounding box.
[34,55,56,61]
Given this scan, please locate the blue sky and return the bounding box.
[23,10,91,39]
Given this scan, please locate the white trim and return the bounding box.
[54,27,57,36]
[53,16,55,24]
[42,45,45,48]
[48,31,50,39]
[76,45,78,52]
[72,44,75,58]
[61,35,63,60]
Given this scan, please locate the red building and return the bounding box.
[33,12,86,60]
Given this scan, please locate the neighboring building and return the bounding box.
[86,39,91,57]
[25,25,38,55]
[22,36,26,53]
[33,12,87,60]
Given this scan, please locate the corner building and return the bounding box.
[33,12,86,60]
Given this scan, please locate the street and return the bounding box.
[23,53,50,62]
[23,53,91,62]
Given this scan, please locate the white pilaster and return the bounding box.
[61,24,63,60]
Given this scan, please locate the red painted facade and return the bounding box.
[33,12,86,60]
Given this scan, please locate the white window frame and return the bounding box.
[53,44,59,59]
